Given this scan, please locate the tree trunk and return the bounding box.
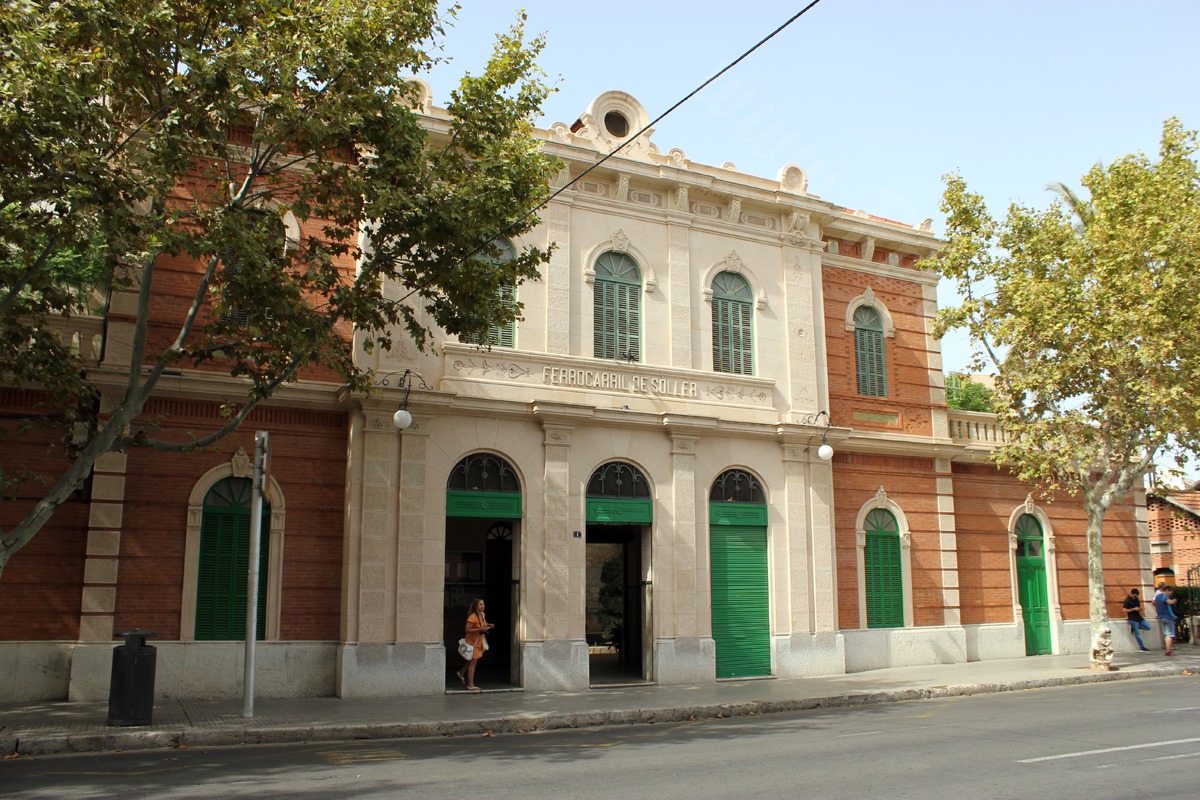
[1085,495,1114,670]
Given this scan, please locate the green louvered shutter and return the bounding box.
[593,252,641,360]
[710,524,771,678]
[864,509,902,628]
[712,272,753,374]
[195,499,269,641]
[854,306,887,396]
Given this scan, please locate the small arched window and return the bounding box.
[711,271,753,375]
[854,306,887,397]
[593,251,642,361]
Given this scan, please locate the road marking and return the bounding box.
[1154,706,1200,713]
[1096,751,1199,769]
[839,723,958,738]
[1017,737,1200,763]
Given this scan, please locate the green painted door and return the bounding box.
[1015,514,1051,655]
[196,497,269,641]
[710,524,770,678]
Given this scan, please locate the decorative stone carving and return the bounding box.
[919,218,934,231]
[725,251,743,273]
[722,162,738,171]
[616,175,630,202]
[874,484,888,509]
[673,186,689,211]
[727,198,741,223]
[863,236,876,262]
[668,148,687,167]
[778,164,808,193]
[1024,493,1035,514]
[612,229,630,253]
[549,122,572,143]
[231,447,251,479]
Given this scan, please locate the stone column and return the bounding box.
[523,408,587,690]
[68,393,129,699]
[657,431,714,684]
[544,200,572,356]
[935,458,962,627]
[667,220,692,369]
[774,432,844,676]
[338,402,441,696]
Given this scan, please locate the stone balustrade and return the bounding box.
[947,409,1007,447]
[42,314,104,365]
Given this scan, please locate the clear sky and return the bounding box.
[421,0,1200,373]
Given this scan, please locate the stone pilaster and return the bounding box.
[544,201,572,355]
[668,222,692,368]
[782,240,826,415]
[935,458,961,626]
[78,394,127,643]
[337,402,442,697]
[522,412,587,690]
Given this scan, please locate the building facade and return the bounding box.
[0,90,1153,703]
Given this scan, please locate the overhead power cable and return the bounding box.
[397,0,824,305]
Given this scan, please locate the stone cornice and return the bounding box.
[820,253,941,286]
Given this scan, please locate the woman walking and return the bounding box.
[456,598,493,690]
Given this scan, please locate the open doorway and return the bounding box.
[586,524,651,686]
[443,453,522,693]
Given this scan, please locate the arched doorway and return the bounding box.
[444,453,521,690]
[1015,513,1051,655]
[709,469,771,678]
[586,461,653,685]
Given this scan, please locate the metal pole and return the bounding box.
[242,430,268,718]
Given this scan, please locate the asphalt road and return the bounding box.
[3,675,1198,799]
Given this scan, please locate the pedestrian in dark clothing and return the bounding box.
[1123,588,1151,651]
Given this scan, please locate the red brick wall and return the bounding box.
[1147,494,1200,579]
[822,265,937,439]
[833,453,942,628]
[952,463,1144,625]
[116,399,347,640]
[0,389,89,640]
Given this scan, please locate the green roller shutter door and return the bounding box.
[710,525,770,678]
[195,508,269,641]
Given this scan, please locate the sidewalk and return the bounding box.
[3,649,1197,757]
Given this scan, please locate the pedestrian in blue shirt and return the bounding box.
[1153,583,1178,656]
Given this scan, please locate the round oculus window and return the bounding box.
[604,111,630,138]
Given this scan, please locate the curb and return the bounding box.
[6,665,1193,757]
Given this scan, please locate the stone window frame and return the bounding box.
[180,454,286,641]
[854,486,914,629]
[1006,498,1062,654]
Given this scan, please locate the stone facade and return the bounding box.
[0,90,1152,702]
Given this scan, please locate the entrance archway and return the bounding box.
[709,468,771,678]
[444,453,521,690]
[586,461,653,685]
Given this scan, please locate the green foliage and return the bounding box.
[920,119,1200,662]
[0,0,559,574]
[597,555,624,643]
[921,119,1200,500]
[945,372,995,412]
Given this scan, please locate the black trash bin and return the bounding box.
[107,629,158,726]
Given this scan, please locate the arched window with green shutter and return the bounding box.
[462,240,517,348]
[195,477,269,641]
[854,305,887,397]
[711,271,753,375]
[593,251,642,361]
[864,508,902,628]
